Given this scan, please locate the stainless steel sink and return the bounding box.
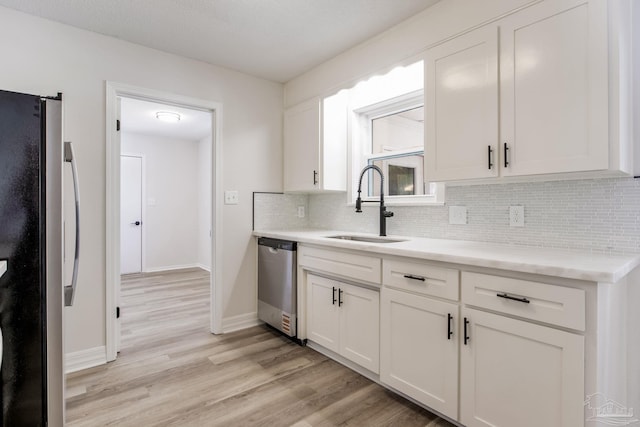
[327,235,406,244]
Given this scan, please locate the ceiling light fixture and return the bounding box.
[155,111,181,123]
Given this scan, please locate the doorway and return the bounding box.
[106,82,224,362]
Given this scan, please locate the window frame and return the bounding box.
[349,90,444,206]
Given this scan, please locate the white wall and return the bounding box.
[121,132,200,272]
[197,136,212,270]
[0,6,283,354]
[285,0,536,107]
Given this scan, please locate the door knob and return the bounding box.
[131,221,141,226]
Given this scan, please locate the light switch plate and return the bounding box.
[224,190,239,205]
[449,206,467,225]
[510,205,525,227]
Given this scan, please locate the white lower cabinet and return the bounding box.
[306,273,380,373]
[460,307,584,427]
[302,251,596,426]
[380,287,459,420]
[306,273,340,352]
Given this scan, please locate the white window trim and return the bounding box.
[348,90,444,207]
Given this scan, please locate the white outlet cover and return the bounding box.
[449,206,467,225]
[297,206,305,218]
[509,205,525,227]
[224,190,239,205]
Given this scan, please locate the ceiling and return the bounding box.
[120,97,212,141]
[0,0,440,82]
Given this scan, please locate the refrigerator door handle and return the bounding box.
[64,141,80,306]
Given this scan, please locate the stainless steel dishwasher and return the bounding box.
[258,237,297,338]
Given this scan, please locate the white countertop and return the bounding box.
[253,229,640,283]
[0,260,6,278]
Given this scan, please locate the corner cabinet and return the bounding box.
[424,0,632,182]
[283,93,348,193]
[306,273,380,373]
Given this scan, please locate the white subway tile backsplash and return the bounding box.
[253,193,309,231]
[254,178,640,255]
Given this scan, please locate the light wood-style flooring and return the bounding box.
[66,267,455,426]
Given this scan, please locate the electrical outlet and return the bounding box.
[224,190,239,205]
[297,206,305,218]
[449,206,467,225]
[510,205,525,227]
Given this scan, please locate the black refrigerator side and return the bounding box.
[0,89,64,426]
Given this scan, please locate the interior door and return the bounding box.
[120,155,143,274]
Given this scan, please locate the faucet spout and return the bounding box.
[355,165,393,236]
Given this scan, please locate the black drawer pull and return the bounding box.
[487,145,493,169]
[338,288,344,306]
[497,293,530,304]
[447,313,453,340]
[463,317,470,345]
[403,274,425,282]
[332,287,337,305]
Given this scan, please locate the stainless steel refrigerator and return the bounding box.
[0,89,80,426]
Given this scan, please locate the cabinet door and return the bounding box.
[380,288,459,419]
[460,308,584,427]
[424,26,499,181]
[339,283,380,373]
[284,98,320,192]
[500,0,608,176]
[306,274,340,353]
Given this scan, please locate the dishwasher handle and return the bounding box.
[257,237,297,251]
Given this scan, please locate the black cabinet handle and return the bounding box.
[504,142,509,167]
[487,145,493,169]
[403,274,425,282]
[338,288,343,306]
[447,313,453,340]
[313,170,318,185]
[497,293,530,304]
[332,287,337,305]
[463,317,470,345]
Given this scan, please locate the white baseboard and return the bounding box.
[196,263,211,272]
[65,346,107,374]
[144,263,199,273]
[222,312,261,333]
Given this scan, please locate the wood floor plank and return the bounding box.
[66,268,455,426]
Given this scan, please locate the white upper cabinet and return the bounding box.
[284,92,348,193]
[284,98,320,192]
[500,0,608,176]
[424,26,499,181]
[425,0,631,182]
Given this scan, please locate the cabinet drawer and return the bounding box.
[461,272,585,331]
[299,245,381,284]
[383,259,459,301]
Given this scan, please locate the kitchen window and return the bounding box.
[348,61,443,205]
